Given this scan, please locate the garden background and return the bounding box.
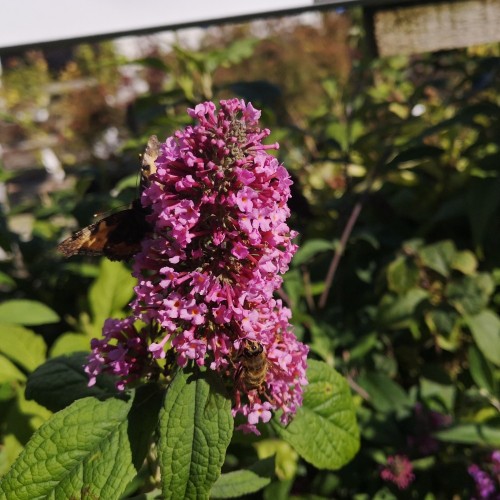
[1,7,500,499]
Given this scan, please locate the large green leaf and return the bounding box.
[158,369,233,500]
[25,352,119,412]
[0,396,138,500]
[88,259,136,325]
[0,325,46,372]
[0,300,59,326]
[466,310,500,366]
[273,360,359,470]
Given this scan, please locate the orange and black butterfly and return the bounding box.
[57,136,160,261]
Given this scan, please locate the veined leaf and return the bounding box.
[273,360,359,470]
[158,369,233,500]
[0,396,139,500]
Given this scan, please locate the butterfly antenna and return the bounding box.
[93,204,129,218]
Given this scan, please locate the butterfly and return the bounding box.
[57,135,160,261]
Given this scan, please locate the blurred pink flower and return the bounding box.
[380,454,415,490]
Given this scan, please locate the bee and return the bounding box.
[236,340,268,391]
[57,136,160,261]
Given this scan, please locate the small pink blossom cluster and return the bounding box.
[380,454,415,490]
[85,99,308,434]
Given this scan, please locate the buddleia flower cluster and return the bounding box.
[468,451,500,499]
[85,99,308,434]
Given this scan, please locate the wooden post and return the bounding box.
[367,0,500,56]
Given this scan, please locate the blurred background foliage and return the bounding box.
[1,7,500,498]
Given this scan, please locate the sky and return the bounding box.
[0,0,341,51]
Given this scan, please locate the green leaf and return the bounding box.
[254,439,298,481]
[388,145,444,166]
[49,332,91,357]
[282,269,302,308]
[0,271,15,288]
[158,369,233,500]
[0,382,16,402]
[446,274,494,315]
[468,345,497,395]
[387,256,420,294]
[0,354,26,383]
[425,309,461,351]
[420,371,456,413]
[62,262,100,278]
[88,259,135,325]
[210,470,270,499]
[292,239,334,266]
[210,458,274,499]
[273,360,359,470]
[349,333,379,361]
[0,324,46,372]
[435,422,500,446]
[377,289,428,327]
[3,387,52,445]
[451,250,477,275]
[357,372,412,414]
[308,320,336,364]
[0,434,23,477]
[0,396,138,499]
[262,478,294,500]
[326,122,348,151]
[25,352,119,412]
[0,300,59,326]
[466,310,500,366]
[127,384,165,470]
[419,240,456,277]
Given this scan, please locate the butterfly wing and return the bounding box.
[141,135,160,190]
[57,206,150,261]
[57,136,161,261]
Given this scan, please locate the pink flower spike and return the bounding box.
[85,99,308,432]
